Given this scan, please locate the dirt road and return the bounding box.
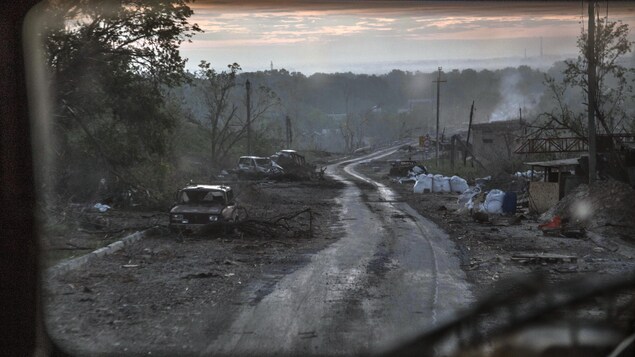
[203,147,472,355]
[45,146,472,356]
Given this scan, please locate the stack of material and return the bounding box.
[413,174,468,194]
[540,179,635,241]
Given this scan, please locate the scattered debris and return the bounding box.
[587,231,619,252]
[539,215,562,233]
[228,208,314,239]
[490,216,521,226]
[540,179,635,241]
[298,331,318,339]
[93,203,112,213]
[472,211,490,223]
[181,271,221,279]
[475,176,492,187]
[559,228,586,238]
[388,160,424,178]
[511,253,578,264]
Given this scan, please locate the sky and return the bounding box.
[180,1,635,74]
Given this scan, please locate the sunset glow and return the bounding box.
[181,1,635,73]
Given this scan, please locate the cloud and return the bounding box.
[182,1,635,72]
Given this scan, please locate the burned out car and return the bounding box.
[271,149,318,179]
[271,149,306,166]
[169,184,238,232]
[234,155,283,178]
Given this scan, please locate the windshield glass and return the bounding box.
[26,1,635,356]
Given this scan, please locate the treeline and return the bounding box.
[171,65,550,156]
[41,0,635,207]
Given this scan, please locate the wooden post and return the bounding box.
[246,79,251,155]
[450,135,456,170]
[587,2,598,183]
[464,100,474,166]
[433,67,446,167]
[309,209,313,238]
[285,115,292,148]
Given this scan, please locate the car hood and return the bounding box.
[170,205,222,214]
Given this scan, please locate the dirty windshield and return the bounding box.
[29,1,635,356]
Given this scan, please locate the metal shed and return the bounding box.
[524,157,585,213]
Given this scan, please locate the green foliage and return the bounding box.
[539,15,634,136]
[43,0,201,203]
[175,61,281,170]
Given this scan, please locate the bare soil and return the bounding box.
[355,160,635,301]
[43,179,345,356]
[42,152,635,355]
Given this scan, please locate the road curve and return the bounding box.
[203,147,473,356]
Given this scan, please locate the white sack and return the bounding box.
[480,189,505,214]
[413,174,433,193]
[449,176,469,193]
[432,174,451,193]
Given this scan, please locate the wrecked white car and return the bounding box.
[235,156,283,178]
[169,184,238,233]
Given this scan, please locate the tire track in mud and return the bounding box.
[202,145,471,356]
[340,148,441,326]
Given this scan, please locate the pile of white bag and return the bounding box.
[413,174,468,194]
[411,172,506,215]
[398,166,427,184]
[456,187,506,215]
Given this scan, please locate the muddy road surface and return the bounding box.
[204,147,472,356]
[45,147,472,356]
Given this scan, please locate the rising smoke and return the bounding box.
[489,71,542,122]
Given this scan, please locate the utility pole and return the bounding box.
[246,79,251,155]
[433,67,446,167]
[587,2,597,183]
[464,100,474,166]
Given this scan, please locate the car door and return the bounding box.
[221,190,237,221]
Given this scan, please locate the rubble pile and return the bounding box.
[541,179,635,241]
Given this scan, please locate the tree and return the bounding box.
[43,0,201,200]
[191,61,280,168]
[339,115,356,153]
[538,10,634,138]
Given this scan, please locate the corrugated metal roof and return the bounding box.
[524,157,582,167]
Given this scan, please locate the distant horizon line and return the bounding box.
[184,53,579,75]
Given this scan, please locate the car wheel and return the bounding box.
[224,216,237,236]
